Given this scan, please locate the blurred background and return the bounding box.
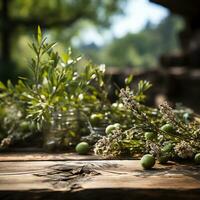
[1,0,200,111]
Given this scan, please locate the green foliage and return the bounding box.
[9,0,126,27]
[0,79,37,148]
[21,28,110,130]
[0,27,120,149]
[2,26,152,149]
[134,80,152,103]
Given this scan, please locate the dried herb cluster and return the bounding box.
[95,84,200,162]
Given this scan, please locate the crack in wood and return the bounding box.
[34,164,101,190]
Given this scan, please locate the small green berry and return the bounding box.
[158,155,169,164]
[144,132,156,140]
[140,154,155,169]
[75,142,90,155]
[105,124,116,134]
[19,121,30,132]
[118,103,124,109]
[111,103,118,108]
[194,153,200,164]
[160,124,174,133]
[161,143,173,153]
[90,113,104,124]
[113,123,121,128]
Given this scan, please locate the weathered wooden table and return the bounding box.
[0,153,200,200]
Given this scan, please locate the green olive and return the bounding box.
[194,153,200,164]
[144,132,156,140]
[19,121,30,132]
[90,113,104,124]
[158,155,169,164]
[118,103,124,110]
[160,124,174,133]
[105,124,116,134]
[140,154,155,170]
[161,143,173,153]
[111,103,118,108]
[113,123,121,128]
[75,142,90,155]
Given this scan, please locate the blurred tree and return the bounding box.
[82,14,184,69]
[0,0,127,82]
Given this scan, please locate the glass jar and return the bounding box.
[43,109,85,151]
[82,120,108,145]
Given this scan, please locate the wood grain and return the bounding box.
[0,154,200,199]
[0,152,101,161]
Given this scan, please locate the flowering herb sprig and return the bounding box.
[95,82,200,161]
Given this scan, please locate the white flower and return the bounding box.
[99,64,106,73]
[174,141,194,159]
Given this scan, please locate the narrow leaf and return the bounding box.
[0,81,6,90]
[37,26,42,44]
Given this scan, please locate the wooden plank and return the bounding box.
[0,152,101,161]
[0,159,200,199]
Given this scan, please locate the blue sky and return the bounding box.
[73,0,169,46]
[112,0,169,37]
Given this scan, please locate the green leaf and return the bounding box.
[125,75,133,85]
[29,42,38,54]
[0,81,6,90]
[61,52,70,64]
[42,42,57,55]
[37,26,42,44]
[7,80,14,90]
